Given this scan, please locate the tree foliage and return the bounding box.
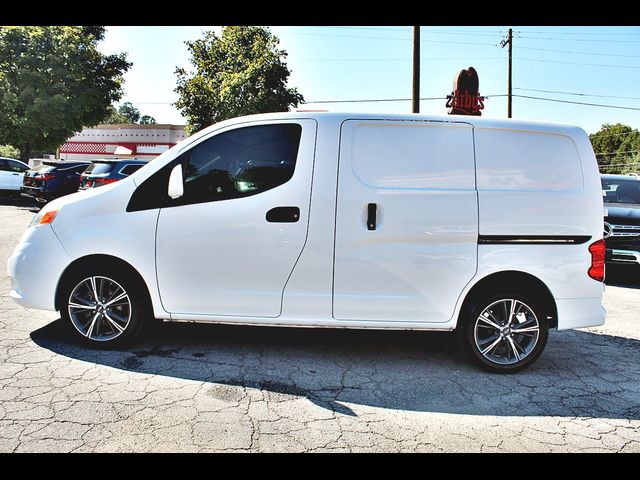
[175,26,304,134]
[104,102,157,125]
[117,101,140,123]
[139,115,156,124]
[0,144,20,159]
[0,26,131,161]
[589,123,640,174]
[103,106,129,125]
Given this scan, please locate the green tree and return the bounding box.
[175,26,304,134]
[0,26,131,162]
[589,123,640,173]
[104,103,157,125]
[0,144,20,159]
[103,105,129,124]
[117,101,140,123]
[631,150,640,174]
[139,115,157,124]
[613,132,640,173]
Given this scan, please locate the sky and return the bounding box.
[98,25,640,135]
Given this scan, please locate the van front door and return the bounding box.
[333,120,478,324]
[155,120,316,317]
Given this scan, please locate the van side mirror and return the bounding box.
[167,164,184,199]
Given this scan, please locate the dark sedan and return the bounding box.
[78,159,147,190]
[21,161,90,204]
[601,174,640,267]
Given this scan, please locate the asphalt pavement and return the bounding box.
[0,203,639,452]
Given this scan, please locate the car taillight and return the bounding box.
[588,239,606,282]
[36,173,54,182]
[94,178,118,185]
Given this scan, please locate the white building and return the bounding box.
[59,124,187,162]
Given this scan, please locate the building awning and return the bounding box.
[60,141,175,156]
[113,145,133,155]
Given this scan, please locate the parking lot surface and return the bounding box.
[0,202,639,452]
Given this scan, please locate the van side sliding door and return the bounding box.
[333,120,478,324]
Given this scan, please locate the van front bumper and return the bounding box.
[7,224,70,311]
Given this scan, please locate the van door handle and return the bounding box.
[367,203,377,230]
[266,206,300,223]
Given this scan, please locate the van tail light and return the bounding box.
[588,239,606,282]
[94,178,118,185]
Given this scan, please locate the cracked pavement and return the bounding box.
[1,202,639,452]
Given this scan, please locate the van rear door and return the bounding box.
[333,120,477,323]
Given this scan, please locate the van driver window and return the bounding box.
[182,123,302,204]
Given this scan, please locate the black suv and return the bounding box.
[601,174,640,267]
[21,161,90,204]
[79,159,147,190]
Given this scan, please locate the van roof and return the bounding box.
[210,111,587,135]
[174,111,589,157]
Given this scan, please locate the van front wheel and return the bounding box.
[462,294,549,372]
[60,264,147,348]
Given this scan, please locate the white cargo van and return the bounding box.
[7,112,605,372]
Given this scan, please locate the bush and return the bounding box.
[0,144,20,159]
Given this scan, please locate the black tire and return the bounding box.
[59,263,150,348]
[461,292,549,373]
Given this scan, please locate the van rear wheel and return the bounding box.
[60,264,148,348]
[462,293,549,373]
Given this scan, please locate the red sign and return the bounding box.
[446,67,485,116]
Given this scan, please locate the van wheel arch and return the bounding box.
[55,254,153,315]
[458,271,557,331]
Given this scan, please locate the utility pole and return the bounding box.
[412,26,420,114]
[500,28,513,118]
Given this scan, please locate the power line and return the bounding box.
[304,96,450,104]
[304,93,639,112]
[287,26,506,37]
[282,30,497,47]
[292,56,504,63]
[423,39,496,47]
[513,94,640,111]
[261,31,409,42]
[417,30,505,37]
[516,29,640,36]
[296,27,633,41]
[599,164,640,169]
[516,44,640,58]
[594,150,640,155]
[515,35,640,43]
[136,93,640,113]
[588,130,640,138]
[516,57,640,69]
[515,88,640,101]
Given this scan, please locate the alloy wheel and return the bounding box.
[473,298,540,366]
[67,276,131,342]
